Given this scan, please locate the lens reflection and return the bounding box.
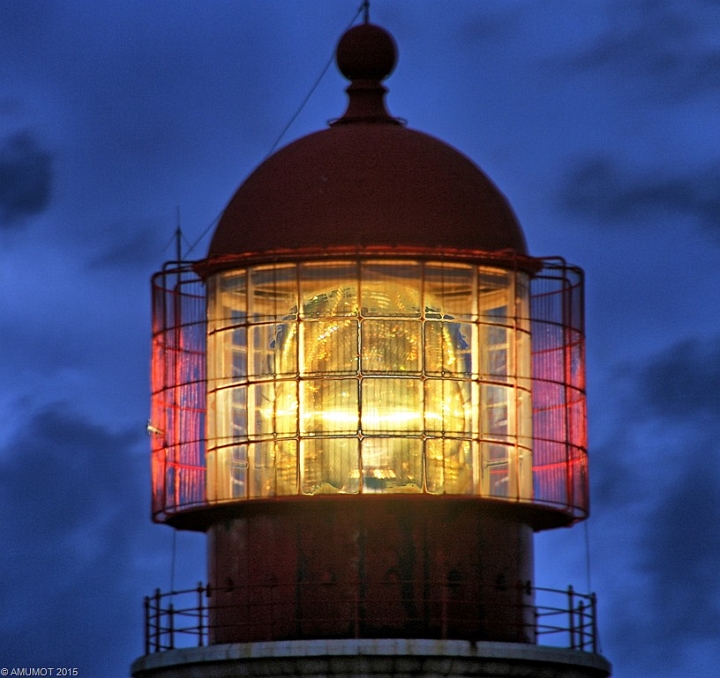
[273,281,471,494]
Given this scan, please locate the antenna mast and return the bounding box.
[175,206,183,263]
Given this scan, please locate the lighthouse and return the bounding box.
[133,20,611,678]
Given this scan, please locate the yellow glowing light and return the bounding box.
[205,261,533,502]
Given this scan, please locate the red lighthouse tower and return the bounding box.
[133,21,611,678]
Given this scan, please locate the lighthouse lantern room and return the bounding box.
[135,19,609,678]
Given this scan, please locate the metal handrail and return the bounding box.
[143,582,598,654]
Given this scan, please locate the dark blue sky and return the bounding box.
[1,1,719,676]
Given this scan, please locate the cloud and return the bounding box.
[455,7,521,45]
[634,336,720,423]
[0,402,170,676]
[558,157,720,240]
[0,131,53,226]
[640,453,720,642]
[598,430,720,674]
[85,219,170,271]
[569,0,720,102]
[591,335,720,673]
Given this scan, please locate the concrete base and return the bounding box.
[131,639,611,678]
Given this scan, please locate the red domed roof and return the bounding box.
[207,24,527,260]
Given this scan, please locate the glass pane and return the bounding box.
[486,327,509,378]
[210,271,247,334]
[249,264,297,321]
[249,441,273,497]
[301,319,358,375]
[517,442,533,500]
[362,438,422,493]
[424,262,476,321]
[360,261,422,317]
[207,386,247,444]
[249,323,297,377]
[478,269,512,324]
[362,320,421,373]
[231,385,248,440]
[484,443,509,497]
[206,445,248,501]
[425,439,473,494]
[249,324,276,377]
[300,261,359,317]
[424,379,469,434]
[300,378,358,435]
[250,440,297,497]
[424,321,473,375]
[484,384,510,438]
[301,438,360,494]
[361,377,423,434]
[231,327,247,381]
[272,322,297,376]
[206,449,220,500]
[248,381,297,439]
[207,327,246,389]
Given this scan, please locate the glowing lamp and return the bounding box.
[205,261,532,501]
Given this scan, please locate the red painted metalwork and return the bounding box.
[149,255,587,525]
[208,125,526,260]
[207,25,526,263]
[143,581,599,653]
[149,262,206,517]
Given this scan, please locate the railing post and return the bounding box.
[168,602,175,650]
[567,585,576,649]
[197,582,205,647]
[143,596,150,655]
[591,592,598,654]
[206,583,213,644]
[520,579,533,643]
[153,589,162,653]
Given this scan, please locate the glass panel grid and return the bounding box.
[152,258,587,522]
[202,260,540,505]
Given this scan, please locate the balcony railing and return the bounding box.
[143,582,598,655]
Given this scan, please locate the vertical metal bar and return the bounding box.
[172,265,184,513]
[591,592,598,654]
[567,585,576,650]
[561,267,574,512]
[153,589,162,653]
[197,582,205,647]
[143,596,150,655]
[168,602,175,650]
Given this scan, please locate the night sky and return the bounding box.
[2,1,719,676]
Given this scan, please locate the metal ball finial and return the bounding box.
[336,23,397,82]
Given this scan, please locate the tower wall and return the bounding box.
[207,498,534,644]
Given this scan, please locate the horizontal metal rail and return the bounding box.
[143,582,598,655]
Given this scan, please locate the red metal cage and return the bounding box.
[149,257,587,524]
